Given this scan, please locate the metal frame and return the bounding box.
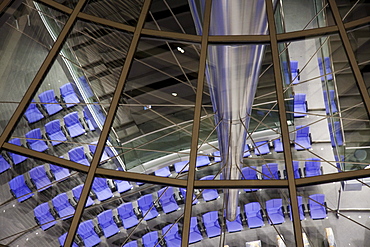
[0,0,369,246]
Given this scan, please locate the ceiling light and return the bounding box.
[172,92,178,96]
[177,47,185,53]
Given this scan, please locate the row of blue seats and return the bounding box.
[59,221,181,247]
[58,192,327,247]
[24,83,80,124]
[56,187,191,246]
[12,110,88,154]
[237,125,312,156]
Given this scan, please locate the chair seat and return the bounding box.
[68,125,86,138]
[29,140,49,152]
[25,107,44,124]
[9,175,34,202]
[48,132,67,146]
[34,203,56,230]
[115,180,133,193]
[254,141,270,155]
[0,155,11,173]
[63,93,80,108]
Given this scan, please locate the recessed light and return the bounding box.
[171,92,178,97]
[359,216,362,218]
[177,47,185,53]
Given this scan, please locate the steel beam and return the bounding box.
[265,0,304,246]
[181,0,211,246]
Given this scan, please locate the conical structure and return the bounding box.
[189,0,270,221]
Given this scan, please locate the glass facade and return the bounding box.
[0,0,369,246]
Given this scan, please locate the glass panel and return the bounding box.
[279,33,369,175]
[301,178,370,246]
[104,37,201,173]
[82,0,145,25]
[144,0,198,35]
[347,25,370,89]
[0,156,83,246]
[79,179,184,247]
[280,0,335,33]
[0,2,68,136]
[8,18,134,165]
[336,0,370,23]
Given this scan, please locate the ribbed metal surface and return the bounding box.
[189,0,269,221]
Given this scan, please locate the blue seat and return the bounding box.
[284,161,302,179]
[123,241,138,247]
[89,141,110,163]
[25,128,48,152]
[273,138,283,153]
[294,94,307,118]
[52,193,75,219]
[200,175,219,201]
[203,211,221,238]
[241,166,258,192]
[117,202,139,229]
[138,194,159,220]
[38,89,63,116]
[58,233,79,247]
[189,217,203,244]
[64,111,86,138]
[49,164,70,181]
[196,156,210,167]
[318,57,333,81]
[45,120,67,146]
[304,158,322,177]
[292,161,301,179]
[114,180,133,193]
[34,202,56,230]
[323,90,338,115]
[8,175,33,202]
[155,166,171,177]
[262,163,280,180]
[8,138,28,165]
[60,82,80,108]
[72,184,94,207]
[29,165,52,191]
[24,100,44,124]
[91,177,113,201]
[157,187,179,213]
[77,220,101,247]
[179,187,198,204]
[83,106,96,131]
[244,202,264,228]
[162,223,181,247]
[174,156,210,173]
[308,194,327,219]
[97,209,119,238]
[68,146,90,166]
[288,196,305,221]
[266,199,285,225]
[254,141,270,155]
[290,61,299,84]
[295,125,311,150]
[225,207,243,232]
[174,160,189,173]
[0,155,11,173]
[142,231,161,247]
